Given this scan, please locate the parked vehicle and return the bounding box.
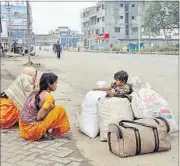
[20,47,38,56]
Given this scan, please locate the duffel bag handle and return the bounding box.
[119,120,156,129]
[155,117,170,133]
[117,121,142,155]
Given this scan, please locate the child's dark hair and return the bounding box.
[114,70,128,83]
[35,72,58,110]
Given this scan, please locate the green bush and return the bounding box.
[142,45,179,52]
[103,48,111,51]
[112,47,121,52]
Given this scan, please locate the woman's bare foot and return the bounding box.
[56,132,72,140]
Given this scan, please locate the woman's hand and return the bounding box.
[36,107,49,121]
[92,87,112,92]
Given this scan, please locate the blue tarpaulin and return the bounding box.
[128,43,144,52]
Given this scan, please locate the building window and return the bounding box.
[97,6,100,11]
[97,18,101,23]
[102,17,104,22]
[96,29,100,34]
[132,4,135,7]
[125,3,129,11]
[132,16,135,20]
[125,13,129,23]
[120,4,123,7]
[126,25,129,36]
[120,16,124,19]
[114,27,121,32]
[126,30,129,36]
[132,27,138,32]
[102,27,104,33]
[102,4,104,9]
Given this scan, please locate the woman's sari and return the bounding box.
[19,92,70,141]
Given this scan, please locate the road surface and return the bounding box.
[1,51,179,166]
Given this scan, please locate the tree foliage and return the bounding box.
[144,1,179,33]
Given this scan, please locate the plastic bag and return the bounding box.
[131,82,178,133]
[78,90,107,138]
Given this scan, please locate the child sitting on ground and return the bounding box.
[93,70,133,98]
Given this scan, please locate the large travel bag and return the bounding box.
[107,117,171,157]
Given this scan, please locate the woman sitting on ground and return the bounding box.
[0,67,37,128]
[19,72,70,141]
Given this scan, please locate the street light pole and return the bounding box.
[138,6,141,53]
[26,0,31,63]
[7,2,11,52]
[0,1,2,56]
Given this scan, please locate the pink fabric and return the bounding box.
[20,92,46,124]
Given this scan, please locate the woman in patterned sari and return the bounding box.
[0,67,37,128]
[19,72,70,141]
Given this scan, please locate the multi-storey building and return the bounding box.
[35,34,55,46]
[58,27,80,48]
[35,27,81,48]
[1,1,34,45]
[81,1,148,47]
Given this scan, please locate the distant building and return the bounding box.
[35,27,81,47]
[81,1,148,47]
[1,1,33,45]
[58,27,80,48]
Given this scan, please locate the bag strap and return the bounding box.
[107,132,112,152]
[119,120,159,153]
[118,122,141,155]
[156,117,170,133]
[119,120,156,129]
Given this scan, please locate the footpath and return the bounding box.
[1,56,92,166]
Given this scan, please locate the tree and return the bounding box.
[144,1,179,45]
[164,1,179,28]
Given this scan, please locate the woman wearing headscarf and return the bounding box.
[0,67,37,128]
[19,72,70,141]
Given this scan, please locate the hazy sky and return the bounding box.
[31,1,97,34]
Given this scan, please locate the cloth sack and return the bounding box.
[78,90,107,138]
[98,97,134,141]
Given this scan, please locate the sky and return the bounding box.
[31,1,97,34]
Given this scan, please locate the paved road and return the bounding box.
[1,51,179,166]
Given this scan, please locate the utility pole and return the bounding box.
[7,2,11,52]
[26,0,31,63]
[0,1,2,56]
[67,30,69,51]
[138,5,141,53]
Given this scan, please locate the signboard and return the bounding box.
[60,32,67,37]
[11,25,27,30]
[1,5,27,32]
[1,5,27,19]
[11,19,27,26]
[96,33,110,39]
[1,19,8,38]
[59,27,68,32]
[12,30,25,38]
